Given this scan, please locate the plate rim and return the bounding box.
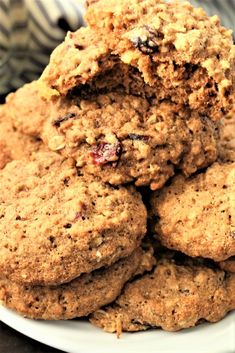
[1,306,235,353]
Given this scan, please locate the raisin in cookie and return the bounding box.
[0,152,147,285]
[151,162,235,261]
[90,259,235,332]
[0,247,155,320]
[42,92,218,190]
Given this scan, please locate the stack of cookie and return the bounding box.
[0,0,235,333]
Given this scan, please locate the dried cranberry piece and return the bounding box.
[90,142,122,166]
[132,26,162,54]
[128,133,149,142]
[53,113,76,127]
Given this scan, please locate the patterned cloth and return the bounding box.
[0,0,85,94]
[0,0,234,94]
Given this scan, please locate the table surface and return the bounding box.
[0,322,65,353]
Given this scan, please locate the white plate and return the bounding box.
[0,306,235,353]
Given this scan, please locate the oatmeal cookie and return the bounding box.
[151,162,235,261]
[41,0,235,120]
[0,106,46,169]
[0,247,155,320]
[0,152,147,285]
[90,259,235,332]
[42,93,218,190]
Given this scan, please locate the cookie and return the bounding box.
[90,259,235,333]
[41,93,218,190]
[218,105,235,162]
[0,247,155,320]
[41,0,234,120]
[219,257,235,273]
[5,81,48,137]
[151,162,235,261]
[0,106,46,169]
[0,152,147,285]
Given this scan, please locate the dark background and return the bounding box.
[0,322,65,353]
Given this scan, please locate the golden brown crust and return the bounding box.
[151,162,235,261]
[0,152,147,285]
[90,259,235,332]
[0,247,155,320]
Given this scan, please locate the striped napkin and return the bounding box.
[0,0,85,94]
